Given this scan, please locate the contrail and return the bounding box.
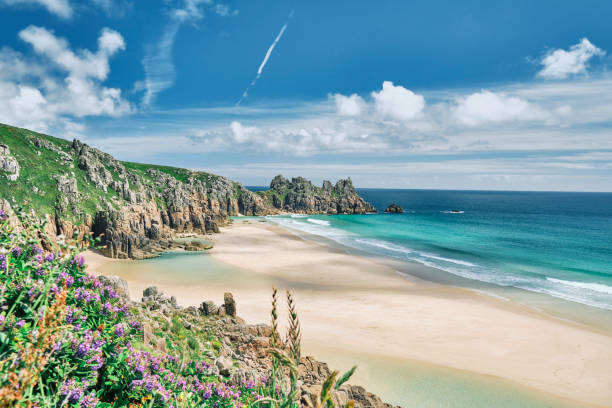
[237,12,293,105]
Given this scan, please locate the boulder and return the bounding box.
[199,300,218,316]
[384,203,404,213]
[143,286,159,298]
[215,357,233,376]
[97,275,129,299]
[0,144,20,181]
[224,292,236,317]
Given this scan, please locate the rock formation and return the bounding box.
[384,203,404,213]
[124,282,399,408]
[260,175,376,214]
[1,124,376,258]
[0,144,19,181]
[0,124,271,259]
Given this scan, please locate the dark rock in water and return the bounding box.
[224,292,236,317]
[384,203,404,213]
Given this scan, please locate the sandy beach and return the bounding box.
[86,220,612,407]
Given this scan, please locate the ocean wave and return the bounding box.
[354,238,414,254]
[290,214,307,218]
[546,277,612,295]
[418,253,476,267]
[307,218,331,226]
[268,215,612,311]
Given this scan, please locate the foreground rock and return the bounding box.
[260,175,376,214]
[384,203,404,213]
[118,281,399,408]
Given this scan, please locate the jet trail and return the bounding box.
[236,13,293,105]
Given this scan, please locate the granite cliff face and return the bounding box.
[1,124,375,258]
[259,175,376,214]
[0,124,269,259]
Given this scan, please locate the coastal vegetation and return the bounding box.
[0,210,369,408]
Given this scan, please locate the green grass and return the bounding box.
[0,123,245,222]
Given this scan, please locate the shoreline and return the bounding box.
[86,220,612,408]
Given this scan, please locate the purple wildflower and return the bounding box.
[16,320,25,329]
[113,324,125,338]
[80,393,99,408]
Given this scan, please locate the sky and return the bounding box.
[0,0,611,191]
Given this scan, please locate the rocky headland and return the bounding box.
[258,175,376,214]
[0,123,375,259]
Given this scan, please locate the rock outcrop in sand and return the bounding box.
[123,280,398,408]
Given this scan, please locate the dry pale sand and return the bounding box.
[86,221,612,407]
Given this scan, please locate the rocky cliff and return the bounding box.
[0,124,269,259]
[258,175,376,214]
[0,124,375,259]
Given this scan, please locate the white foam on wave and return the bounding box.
[307,218,331,226]
[418,253,476,267]
[290,214,307,218]
[267,215,612,310]
[354,238,414,254]
[546,277,612,295]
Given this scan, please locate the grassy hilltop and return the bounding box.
[0,123,238,223]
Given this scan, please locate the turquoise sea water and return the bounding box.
[257,189,612,315]
[93,188,612,408]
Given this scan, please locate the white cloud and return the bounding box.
[213,3,236,16]
[333,93,365,116]
[143,0,233,106]
[229,121,259,143]
[538,38,605,79]
[371,81,425,120]
[0,26,130,133]
[0,0,72,18]
[454,90,546,126]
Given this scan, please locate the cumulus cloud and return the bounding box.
[454,90,546,126]
[333,93,365,116]
[538,38,605,79]
[168,79,612,158]
[0,0,72,18]
[371,81,425,120]
[0,26,130,133]
[229,121,259,143]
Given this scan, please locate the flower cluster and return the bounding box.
[0,209,270,408]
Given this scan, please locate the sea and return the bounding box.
[252,188,612,324]
[97,188,612,408]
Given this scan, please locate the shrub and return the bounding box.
[0,209,357,408]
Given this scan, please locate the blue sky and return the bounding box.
[1,0,611,191]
